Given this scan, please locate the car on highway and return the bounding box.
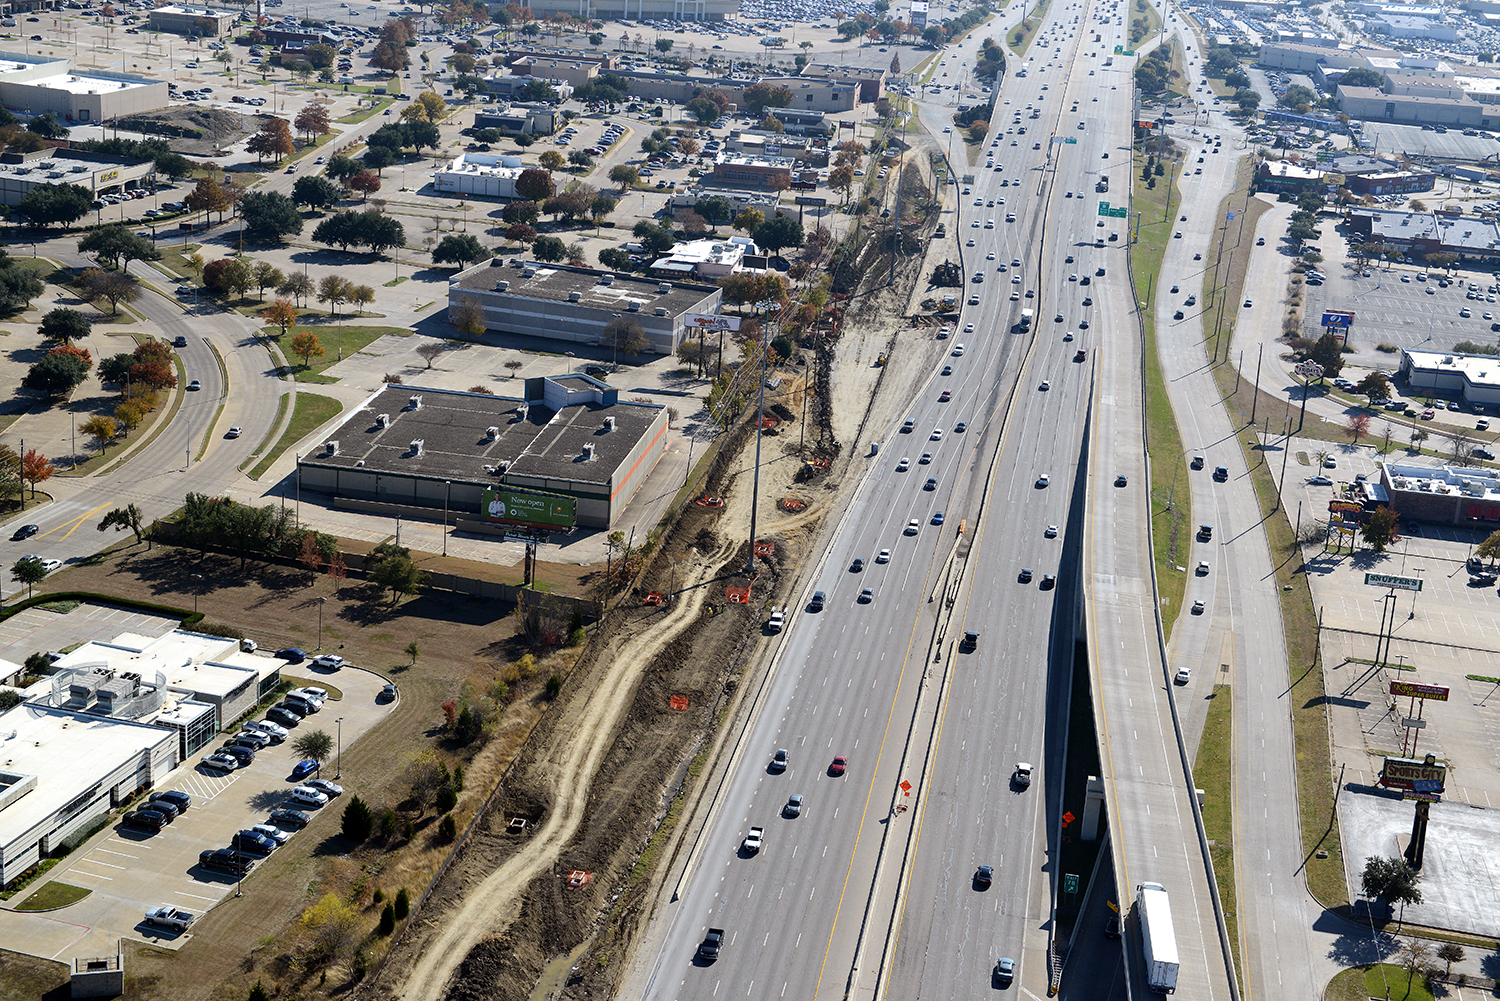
[1243,299,1253,308]
[858,586,873,603]
[1044,525,1058,538]
[1192,599,1206,615]
[1041,574,1055,589]
[10,524,38,541]
[939,390,952,402]
[808,591,825,612]
[924,477,937,491]
[1196,561,1210,575]
[829,755,847,776]
[770,748,788,772]
[896,457,910,472]
[1018,567,1033,583]
[1175,667,1192,684]
[941,365,953,376]
[931,429,944,441]
[1014,762,1032,788]
[974,864,993,889]
[905,519,920,535]
[850,557,865,573]
[994,957,1015,986]
[187,379,202,391]
[226,426,242,438]
[1115,474,1128,487]
[1037,473,1049,487]
[920,452,932,464]
[784,793,803,818]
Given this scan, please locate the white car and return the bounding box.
[291,686,328,703]
[22,556,63,574]
[953,344,965,356]
[897,457,910,472]
[244,719,289,740]
[876,548,891,563]
[250,823,292,845]
[931,429,944,441]
[310,654,345,670]
[289,786,329,807]
[905,519,920,535]
[1037,473,1050,487]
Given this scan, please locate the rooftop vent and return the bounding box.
[489,257,506,266]
[658,282,672,293]
[408,394,422,410]
[655,306,668,316]
[376,413,390,428]
[603,416,616,431]
[568,290,582,302]
[627,299,642,312]
[495,280,510,292]
[410,439,425,457]
[582,442,595,459]
[70,165,87,173]
[326,440,340,455]
[600,273,615,285]
[517,404,528,420]
[522,267,537,278]
[486,426,499,439]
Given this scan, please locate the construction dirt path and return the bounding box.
[390,531,736,1001]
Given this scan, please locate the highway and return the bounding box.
[618,1,1243,999]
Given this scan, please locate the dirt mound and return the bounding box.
[116,107,254,154]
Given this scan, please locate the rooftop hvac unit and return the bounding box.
[600,273,614,285]
[568,290,582,302]
[409,394,422,410]
[326,440,340,455]
[70,165,87,173]
[410,439,425,456]
[376,413,390,427]
[38,160,53,168]
[47,172,62,179]
[13,167,27,175]
[603,416,616,431]
[658,282,672,293]
[495,280,510,291]
[486,426,499,439]
[522,267,537,278]
[627,300,642,312]
[517,405,528,420]
[582,442,595,458]
[655,306,668,316]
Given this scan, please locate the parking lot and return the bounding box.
[0,667,393,961]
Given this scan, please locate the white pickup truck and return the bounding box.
[742,826,764,854]
[766,609,786,633]
[143,905,196,932]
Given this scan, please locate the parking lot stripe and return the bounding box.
[83,859,127,870]
[67,869,114,880]
[96,848,139,859]
[175,890,217,902]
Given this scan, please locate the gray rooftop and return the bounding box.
[454,259,716,310]
[304,383,663,486]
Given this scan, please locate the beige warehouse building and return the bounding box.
[0,52,167,121]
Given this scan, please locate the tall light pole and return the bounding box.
[316,596,326,649]
[443,480,451,556]
[334,716,343,779]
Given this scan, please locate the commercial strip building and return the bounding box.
[1401,348,1500,406]
[1375,460,1500,525]
[0,147,156,206]
[145,3,236,35]
[0,629,288,886]
[296,378,671,529]
[1347,208,1500,261]
[447,257,722,356]
[1256,158,1325,193]
[708,154,796,190]
[1343,169,1436,196]
[645,236,758,279]
[504,0,740,19]
[0,52,167,122]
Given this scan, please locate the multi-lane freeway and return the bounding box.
[622,0,1243,998]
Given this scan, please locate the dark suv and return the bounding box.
[199,849,256,876]
[149,790,191,812]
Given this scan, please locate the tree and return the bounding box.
[240,191,305,244]
[17,183,93,227]
[416,342,446,369]
[450,297,487,335]
[21,449,53,499]
[606,316,648,363]
[515,167,556,202]
[27,113,67,139]
[326,154,362,186]
[1361,506,1401,553]
[291,728,334,766]
[1344,412,1371,443]
[78,224,158,270]
[539,150,566,173]
[370,549,429,603]
[350,284,375,315]
[1433,941,1464,979]
[755,214,803,254]
[39,308,90,344]
[341,794,374,842]
[432,233,489,267]
[262,299,300,336]
[1396,937,1434,994]
[278,272,315,307]
[300,893,361,961]
[25,351,90,395]
[502,200,540,226]
[294,103,332,145]
[362,144,397,175]
[633,220,676,254]
[401,750,448,815]
[532,235,566,262]
[292,175,340,211]
[11,556,48,598]
[1357,372,1392,404]
[78,268,139,315]
[246,118,296,163]
[99,502,147,543]
[81,414,118,454]
[326,552,347,594]
[609,164,639,191]
[350,170,382,202]
[290,330,326,367]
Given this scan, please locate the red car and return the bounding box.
[830,755,847,776]
[939,390,952,402]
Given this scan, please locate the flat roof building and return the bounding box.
[646,237,755,279]
[1377,459,1500,525]
[146,4,236,35]
[448,257,721,356]
[1256,158,1325,192]
[1344,169,1435,195]
[298,378,672,529]
[432,151,528,199]
[709,154,795,190]
[0,52,167,123]
[0,147,155,206]
[1401,348,1500,405]
[498,0,740,19]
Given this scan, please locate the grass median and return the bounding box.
[1194,685,1240,986]
[265,324,410,383]
[248,392,343,481]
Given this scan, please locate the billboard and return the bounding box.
[1322,310,1355,328]
[1380,755,1447,793]
[481,488,575,530]
[685,312,741,333]
[1391,680,1450,701]
[1365,572,1423,592]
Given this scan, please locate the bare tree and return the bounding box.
[1396,937,1435,996]
[1443,429,1474,464]
[415,341,447,369]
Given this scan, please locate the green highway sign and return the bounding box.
[1098,202,1110,215]
[1065,137,1077,144]
[1110,207,1128,218]
[1064,874,1079,894]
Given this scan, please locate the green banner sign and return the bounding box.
[1097,202,1110,215]
[1064,873,1079,893]
[481,488,576,530]
[1110,207,1128,218]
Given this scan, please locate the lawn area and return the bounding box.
[1130,137,1189,626]
[1194,685,1240,986]
[1007,0,1050,54]
[264,323,410,383]
[337,99,394,125]
[248,391,343,480]
[1363,964,1436,1001]
[0,949,68,1001]
[1203,155,1347,909]
[15,881,91,911]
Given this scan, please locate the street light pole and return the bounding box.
[335,716,343,779]
[317,597,326,649]
[443,480,450,557]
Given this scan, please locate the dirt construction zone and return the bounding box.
[361,141,957,1001]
